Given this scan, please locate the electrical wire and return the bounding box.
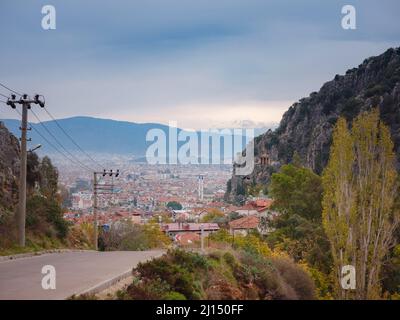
[0,82,22,96]
[42,106,105,170]
[1,81,104,173]
[13,108,93,172]
[29,109,94,172]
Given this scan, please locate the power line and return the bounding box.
[13,108,93,172]
[0,82,98,171]
[0,92,9,99]
[42,107,104,170]
[29,108,94,172]
[1,82,105,171]
[30,109,94,172]
[0,82,22,96]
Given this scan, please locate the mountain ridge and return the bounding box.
[0,116,172,156]
[1,116,268,160]
[227,46,400,200]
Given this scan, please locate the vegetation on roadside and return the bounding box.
[117,249,315,300]
[0,155,93,255]
[98,221,171,251]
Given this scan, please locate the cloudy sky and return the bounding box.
[0,0,399,129]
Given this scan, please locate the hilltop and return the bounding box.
[227,47,400,200]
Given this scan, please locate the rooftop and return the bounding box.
[229,215,260,230]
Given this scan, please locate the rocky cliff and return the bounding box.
[227,47,400,200]
[0,121,20,211]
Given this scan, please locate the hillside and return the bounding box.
[0,122,91,254]
[227,47,400,199]
[0,122,20,211]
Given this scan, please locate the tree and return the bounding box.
[269,163,323,221]
[166,201,182,210]
[26,152,40,192]
[201,209,224,223]
[268,162,331,273]
[291,151,303,167]
[26,195,69,239]
[39,156,59,199]
[322,109,399,299]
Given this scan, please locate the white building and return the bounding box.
[71,192,93,210]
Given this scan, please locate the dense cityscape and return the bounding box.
[1,1,400,306]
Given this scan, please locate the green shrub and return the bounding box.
[26,195,69,239]
[127,277,171,300]
[123,248,317,300]
[133,250,208,300]
[99,221,170,251]
[164,291,187,300]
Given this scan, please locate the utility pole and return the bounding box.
[18,103,28,247]
[6,94,45,247]
[93,172,98,251]
[92,169,119,250]
[200,223,204,253]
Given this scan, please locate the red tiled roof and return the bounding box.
[255,199,273,208]
[229,215,259,230]
[238,204,257,210]
[175,232,200,245]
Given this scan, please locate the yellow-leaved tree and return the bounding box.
[322,109,399,299]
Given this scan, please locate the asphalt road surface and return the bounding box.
[0,250,163,300]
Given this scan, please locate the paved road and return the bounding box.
[0,250,163,300]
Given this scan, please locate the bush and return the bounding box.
[127,278,171,300]
[126,250,210,299]
[164,291,187,300]
[0,210,16,248]
[99,221,170,251]
[67,222,94,249]
[123,248,317,300]
[272,257,316,300]
[26,195,70,239]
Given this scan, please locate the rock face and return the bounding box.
[0,121,20,211]
[227,47,400,200]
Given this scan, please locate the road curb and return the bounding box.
[0,249,96,262]
[75,268,133,297]
[72,250,165,299]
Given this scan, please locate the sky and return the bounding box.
[0,0,399,130]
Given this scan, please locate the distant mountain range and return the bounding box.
[0,116,272,160]
[1,117,168,156]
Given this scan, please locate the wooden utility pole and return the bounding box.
[200,224,204,253]
[7,94,45,247]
